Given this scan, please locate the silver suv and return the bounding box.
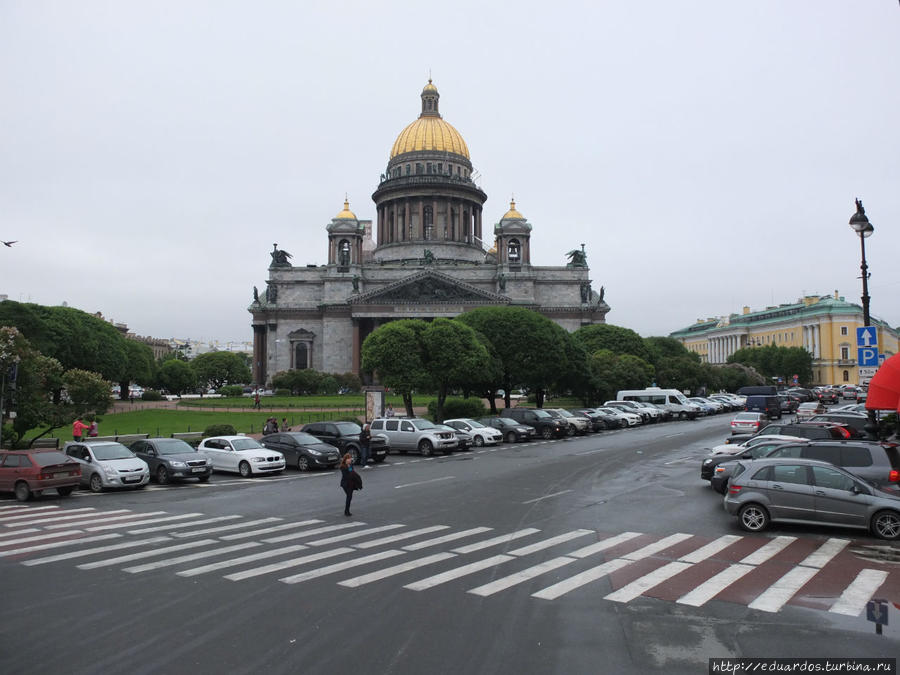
[369,418,458,456]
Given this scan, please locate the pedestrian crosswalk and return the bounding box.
[0,502,895,617]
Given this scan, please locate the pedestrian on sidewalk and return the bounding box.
[385,403,394,418]
[339,453,362,516]
[254,391,261,409]
[358,423,371,468]
[263,417,278,435]
[88,419,99,437]
[280,417,290,432]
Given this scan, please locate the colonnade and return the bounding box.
[376,198,482,246]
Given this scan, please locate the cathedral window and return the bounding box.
[437,163,442,174]
[416,163,423,174]
[406,164,410,175]
[508,239,521,262]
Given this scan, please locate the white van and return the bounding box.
[616,387,700,420]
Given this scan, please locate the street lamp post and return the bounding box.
[849,199,877,439]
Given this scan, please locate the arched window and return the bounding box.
[842,370,849,382]
[508,239,521,262]
[338,240,351,266]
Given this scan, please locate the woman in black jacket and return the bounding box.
[339,453,361,516]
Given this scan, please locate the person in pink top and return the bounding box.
[72,417,90,441]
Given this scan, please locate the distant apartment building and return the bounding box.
[669,292,899,386]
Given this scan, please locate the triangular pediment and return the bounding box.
[350,270,509,305]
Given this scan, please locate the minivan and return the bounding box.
[745,395,782,420]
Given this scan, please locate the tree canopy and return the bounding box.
[361,319,430,416]
[572,324,650,362]
[191,351,252,389]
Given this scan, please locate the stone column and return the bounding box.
[352,320,361,375]
[252,324,267,386]
[405,201,410,241]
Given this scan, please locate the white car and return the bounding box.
[198,436,285,477]
[708,434,806,455]
[443,418,503,446]
[596,406,641,427]
[63,441,150,493]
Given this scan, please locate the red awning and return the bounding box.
[866,352,900,411]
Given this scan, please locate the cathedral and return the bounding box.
[249,80,609,385]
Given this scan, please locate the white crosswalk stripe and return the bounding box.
[224,547,355,581]
[77,539,218,569]
[262,522,366,543]
[306,524,406,547]
[86,513,205,531]
[280,550,405,584]
[354,526,450,549]
[829,569,889,616]
[450,529,540,554]
[177,545,308,577]
[0,528,39,538]
[0,505,60,517]
[44,511,169,529]
[401,527,492,551]
[220,520,323,541]
[23,537,173,566]
[128,515,243,534]
[0,533,122,557]
[0,529,86,548]
[338,552,457,588]
[405,554,513,591]
[123,542,261,573]
[1,508,101,526]
[170,518,282,538]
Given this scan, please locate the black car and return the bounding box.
[701,438,805,492]
[807,413,870,439]
[260,431,341,471]
[301,421,388,464]
[816,388,840,405]
[131,438,212,484]
[728,421,851,446]
[499,408,568,439]
[477,417,536,443]
[570,409,607,432]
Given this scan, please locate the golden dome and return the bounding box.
[335,199,356,220]
[502,199,524,220]
[389,80,470,160]
[390,117,470,159]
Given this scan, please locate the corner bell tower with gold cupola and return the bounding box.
[371,80,488,263]
[249,79,609,386]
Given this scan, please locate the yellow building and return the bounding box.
[669,292,899,386]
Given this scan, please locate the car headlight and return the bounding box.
[103,467,118,478]
[307,449,322,456]
[703,459,712,465]
[170,461,186,468]
[251,457,267,462]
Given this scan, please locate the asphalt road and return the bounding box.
[1,416,897,675]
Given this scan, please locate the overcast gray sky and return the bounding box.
[2,1,898,344]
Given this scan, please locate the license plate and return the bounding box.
[123,477,141,483]
[191,467,206,473]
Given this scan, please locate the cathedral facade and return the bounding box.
[249,81,609,385]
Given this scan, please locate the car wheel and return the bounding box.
[474,435,485,447]
[418,440,433,456]
[239,461,252,478]
[156,465,170,485]
[57,486,74,497]
[871,510,900,540]
[14,481,31,502]
[297,456,310,472]
[541,426,553,440]
[566,426,575,437]
[506,431,517,444]
[348,447,360,464]
[737,503,770,533]
[679,411,687,420]
[89,474,104,493]
[197,475,210,483]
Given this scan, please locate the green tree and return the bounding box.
[457,307,564,409]
[551,325,590,401]
[729,345,812,385]
[271,369,323,395]
[191,351,252,390]
[573,324,651,361]
[158,359,196,396]
[586,349,654,402]
[361,319,430,416]
[420,318,492,422]
[118,340,156,400]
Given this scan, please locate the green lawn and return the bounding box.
[175,394,413,410]
[36,408,365,440]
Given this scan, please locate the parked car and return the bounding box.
[745,395,782,420]
[477,417,536,443]
[709,434,807,456]
[841,386,861,401]
[0,449,81,501]
[816,388,840,405]
[500,408,568,439]
[795,402,827,421]
[777,394,800,414]
[131,438,212,484]
[545,408,590,435]
[728,421,852,446]
[596,406,641,427]
[569,409,608,432]
[301,421,388,464]
[807,413,869,439]
[763,440,900,496]
[369,418,458,455]
[197,436,285,477]
[724,457,900,539]
[630,401,663,421]
[585,408,628,429]
[605,400,651,423]
[443,418,503,447]
[260,431,341,471]
[63,441,150,492]
[729,412,768,435]
[701,437,801,489]
[436,424,472,450]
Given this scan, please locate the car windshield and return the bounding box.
[286,432,321,445]
[495,419,516,427]
[232,439,264,451]
[412,420,438,430]
[31,451,76,467]
[557,410,574,418]
[734,413,759,421]
[464,420,484,428]
[154,439,197,456]
[92,444,135,460]
[532,410,552,419]
[335,422,361,435]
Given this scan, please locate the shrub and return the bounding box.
[274,388,292,397]
[427,397,487,423]
[141,390,164,401]
[219,385,243,397]
[203,423,236,437]
[1,423,17,449]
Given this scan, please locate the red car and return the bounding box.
[0,450,82,501]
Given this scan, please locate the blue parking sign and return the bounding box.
[858,347,880,367]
